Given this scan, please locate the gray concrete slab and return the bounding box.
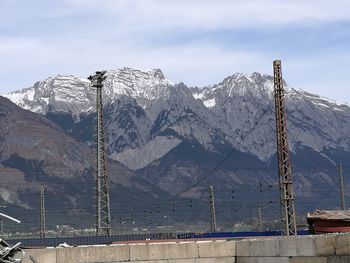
[327,256,350,263]
[195,257,235,263]
[279,236,316,257]
[295,236,316,256]
[55,244,130,263]
[248,238,280,257]
[335,234,350,256]
[289,256,327,263]
[130,242,198,261]
[127,260,168,263]
[168,259,196,263]
[279,237,297,256]
[315,234,336,256]
[22,248,57,263]
[237,257,289,263]
[197,240,236,258]
[236,240,250,257]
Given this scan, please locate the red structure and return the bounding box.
[307,209,350,233]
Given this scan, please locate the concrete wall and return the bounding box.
[20,233,350,263]
[236,233,350,262]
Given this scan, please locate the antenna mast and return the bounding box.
[273,60,297,236]
[88,71,111,236]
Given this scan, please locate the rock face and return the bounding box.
[0,95,161,229]
[3,67,350,227]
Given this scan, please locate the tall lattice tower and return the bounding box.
[88,71,111,236]
[273,60,297,236]
[208,185,217,233]
[40,184,46,239]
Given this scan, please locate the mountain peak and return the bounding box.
[108,67,167,83]
[204,72,275,99]
[1,67,172,115]
[223,72,274,85]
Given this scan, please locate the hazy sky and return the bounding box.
[1,0,350,102]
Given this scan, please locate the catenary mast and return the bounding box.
[273,60,297,236]
[88,71,111,236]
[40,184,46,239]
[209,185,217,233]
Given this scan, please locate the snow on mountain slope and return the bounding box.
[3,75,93,116]
[192,72,350,160]
[3,68,350,170]
[1,67,172,117]
[104,68,173,109]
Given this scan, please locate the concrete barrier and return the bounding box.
[197,240,236,258]
[289,257,327,263]
[22,248,56,263]
[335,234,350,256]
[279,235,316,256]
[56,244,130,263]
[130,242,198,261]
[20,233,350,263]
[315,235,335,256]
[249,238,279,257]
[237,257,289,263]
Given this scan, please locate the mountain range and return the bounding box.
[1,67,349,231]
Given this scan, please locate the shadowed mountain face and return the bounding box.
[0,96,176,230]
[2,68,350,230]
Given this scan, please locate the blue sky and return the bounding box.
[1,0,350,102]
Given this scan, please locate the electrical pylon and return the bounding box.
[40,184,46,239]
[88,71,111,236]
[208,185,217,233]
[273,60,297,236]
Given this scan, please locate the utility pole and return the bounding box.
[113,216,117,235]
[337,164,346,210]
[257,201,273,232]
[88,71,111,236]
[40,184,46,239]
[257,207,262,232]
[273,60,297,236]
[209,185,217,233]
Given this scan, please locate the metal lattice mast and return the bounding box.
[209,185,217,233]
[88,71,111,236]
[273,60,297,236]
[40,184,46,239]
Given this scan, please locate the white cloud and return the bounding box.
[0,0,349,102]
[64,0,350,30]
[0,35,264,89]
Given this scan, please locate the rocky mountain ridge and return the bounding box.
[2,68,350,217]
[3,68,350,165]
[0,95,138,217]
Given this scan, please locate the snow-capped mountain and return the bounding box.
[3,68,350,208]
[5,68,349,164]
[192,72,350,160]
[4,68,172,117]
